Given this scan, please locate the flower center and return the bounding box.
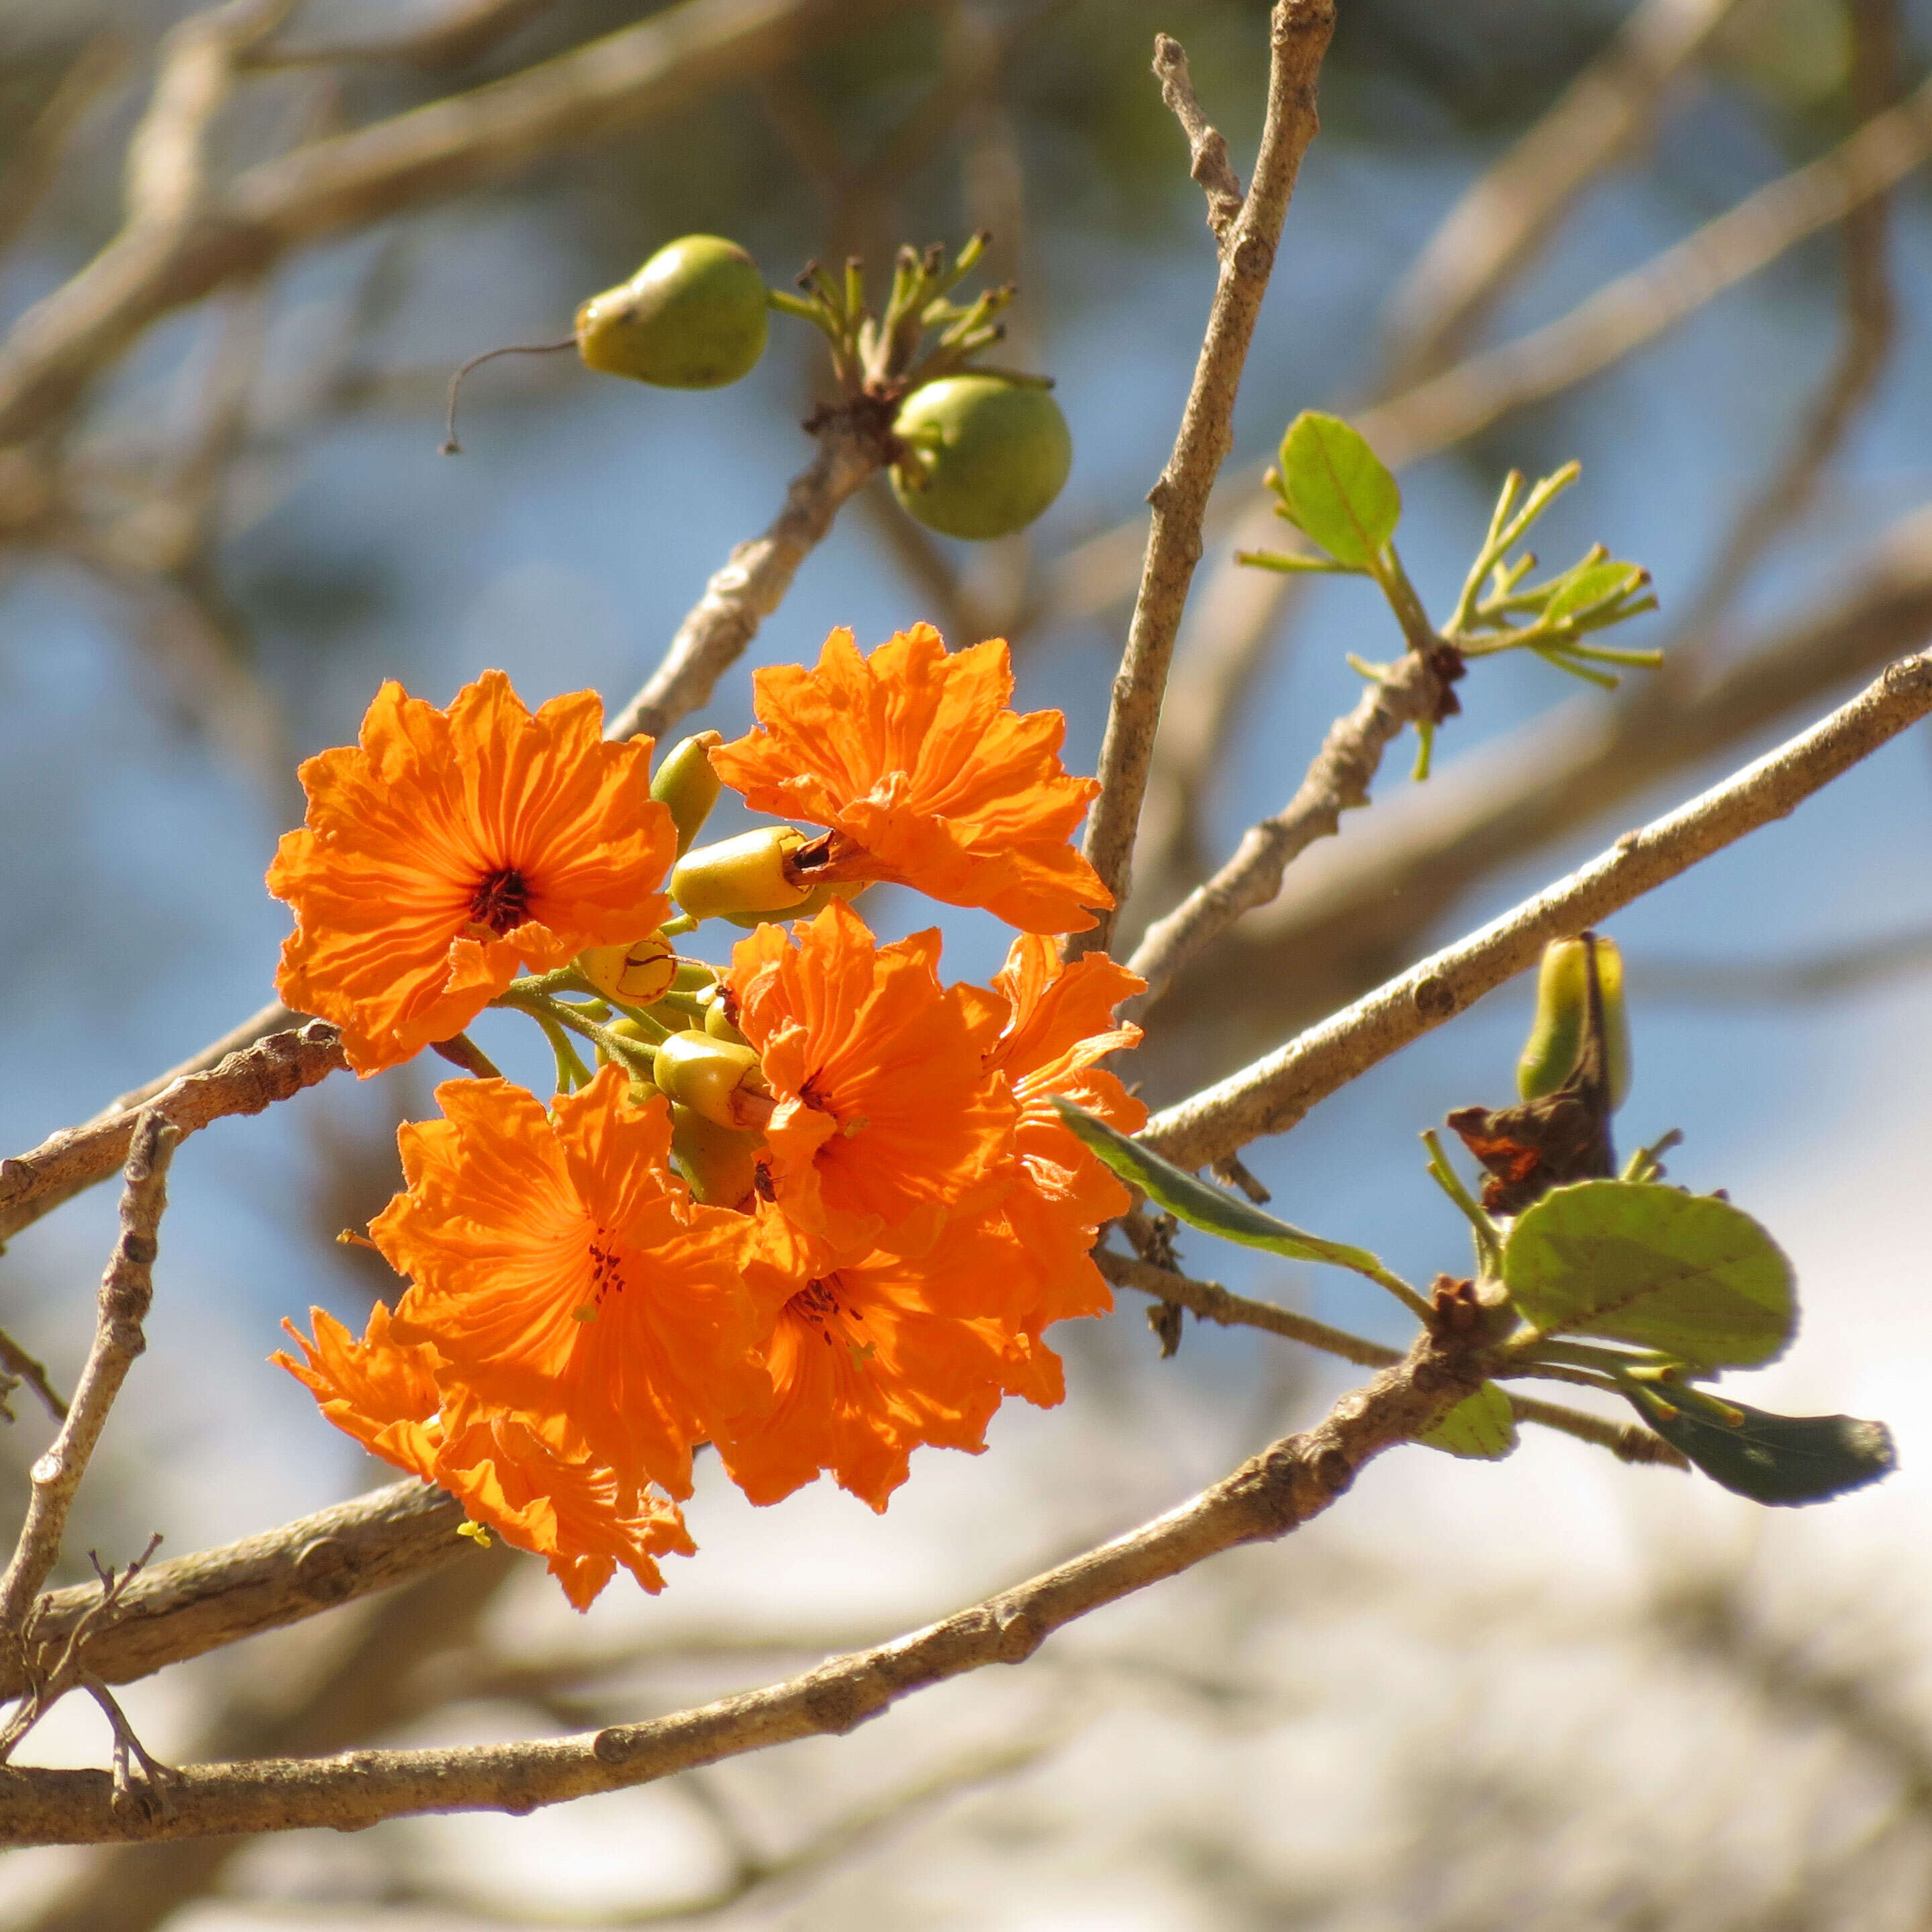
[789,1276,864,1346]
[587,1239,625,1304]
[469,866,531,936]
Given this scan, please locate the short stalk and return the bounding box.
[1420,1129,1504,1275]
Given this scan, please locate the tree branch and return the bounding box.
[0,1021,345,1249]
[0,1329,1486,1845]
[0,0,901,449]
[1151,34,1244,241]
[1141,648,1932,1170]
[1380,0,1749,384]
[1357,65,1932,475]
[1122,645,1446,1019]
[604,407,889,744]
[0,1479,471,1704]
[0,1113,179,1648]
[1162,501,1932,1041]
[1072,1,1335,958]
[1094,1249,1686,1468]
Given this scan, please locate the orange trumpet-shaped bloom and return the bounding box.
[268,671,676,1074]
[275,1303,693,1609]
[726,900,1016,1263]
[373,1069,764,1500]
[717,1221,1018,1511]
[979,934,1148,1405]
[708,624,1111,934]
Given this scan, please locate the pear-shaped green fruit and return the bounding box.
[575,236,768,389]
[891,375,1071,540]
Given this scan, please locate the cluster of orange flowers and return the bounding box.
[273,624,1144,1607]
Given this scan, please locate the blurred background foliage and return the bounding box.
[2,1,1932,1926]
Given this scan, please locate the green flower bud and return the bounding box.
[704,996,748,1045]
[669,1103,763,1210]
[575,932,677,1006]
[890,375,1071,541]
[650,730,723,856]
[653,1029,771,1130]
[720,877,866,928]
[575,236,769,389]
[671,826,810,921]
[1517,933,1631,1112]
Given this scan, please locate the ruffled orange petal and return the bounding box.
[269,672,676,1073]
[434,1398,695,1610]
[710,625,1110,933]
[727,900,1016,1261]
[718,1220,1016,1512]
[274,1302,691,1610]
[275,1302,444,1478]
[374,1069,763,1498]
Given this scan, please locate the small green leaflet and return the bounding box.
[1050,1100,1390,1279]
[1273,412,1401,570]
[1503,1179,1794,1369]
[1545,559,1647,623]
[1417,1382,1517,1461]
[1622,1386,1895,1507]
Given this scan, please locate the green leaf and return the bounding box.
[1274,412,1401,569]
[1545,559,1646,621]
[1050,1099,1390,1279]
[1418,1382,1518,1460]
[1623,1387,1896,1507]
[1503,1180,1794,1369]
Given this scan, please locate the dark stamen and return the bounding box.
[470,867,531,936]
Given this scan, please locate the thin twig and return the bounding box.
[0,1480,470,1704]
[19,1538,515,1932]
[1355,66,1932,477]
[0,1022,346,1249]
[1141,648,1932,1170]
[1380,0,1749,384]
[1072,1,1335,958]
[1122,644,1447,1020]
[1096,1245,1396,1367]
[0,0,905,448]
[0,1327,68,1426]
[0,1115,179,1649]
[0,32,130,264]
[603,408,889,744]
[1095,1249,1684,1467]
[1050,58,1932,642]
[1153,34,1244,241]
[244,0,559,70]
[1159,501,1932,1039]
[1670,0,1901,643]
[0,1329,1490,1845]
[122,0,299,232]
[0,1537,164,1766]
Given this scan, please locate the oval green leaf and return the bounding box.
[1418,1382,1517,1461]
[1274,411,1401,569]
[1623,1387,1895,1507]
[1503,1180,1794,1368]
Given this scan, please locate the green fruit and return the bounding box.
[575,236,769,389]
[890,376,1071,540]
[1517,934,1631,1112]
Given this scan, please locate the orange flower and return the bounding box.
[275,1304,693,1610]
[269,671,676,1074]
[726,899,1016,1263]
[373,1069,764,1500]
[708,624,1111,933]
[979,934,1148,1406]
[717,1220,1017,1510]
